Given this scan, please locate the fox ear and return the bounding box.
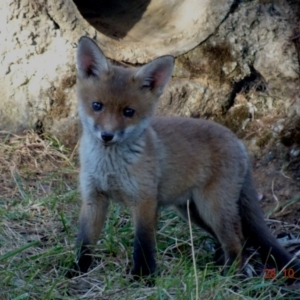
[134,55,174,96]
[76,36,110,78]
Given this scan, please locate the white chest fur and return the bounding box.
[79,134,145,201]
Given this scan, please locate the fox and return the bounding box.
[67,36,300,283]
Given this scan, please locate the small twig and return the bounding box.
[266,178,280,218]
[162,288,175,300]
[70,140,79,161]
[225,288,250,300]
[10,166,27,200]
[291,34,300,40]
[280,166,292,180]
[158,217,178,233]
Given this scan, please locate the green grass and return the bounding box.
[0,132,299,299]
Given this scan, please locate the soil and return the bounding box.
[251,145,300,240]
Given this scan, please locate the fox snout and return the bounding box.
[85,115,124,145]
[96,128,120,145]
[97,124,126,145]
[101,132,114,142]
[101,132,114,143]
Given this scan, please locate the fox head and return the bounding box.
[76,36,174,146]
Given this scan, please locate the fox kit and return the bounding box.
[67,36,300,282]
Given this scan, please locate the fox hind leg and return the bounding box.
[183,188,245,274]
[197,188,244,273]
[175,200,218,238]
[175,200,225,265]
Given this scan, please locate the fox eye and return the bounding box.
[92,102,103,111]
[123,107,135,118]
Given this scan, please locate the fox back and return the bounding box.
[67,36,300,283]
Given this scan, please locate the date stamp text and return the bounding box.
[264,268,295,279]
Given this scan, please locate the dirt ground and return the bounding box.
[251,143,300,256]
[253,150,300,219]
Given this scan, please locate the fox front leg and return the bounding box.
[67,194,109,278]
[130,198,158,283]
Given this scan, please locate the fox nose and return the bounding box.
[101,132,114,142]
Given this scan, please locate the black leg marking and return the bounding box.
[66,245,93,278]
[131,227,156,283]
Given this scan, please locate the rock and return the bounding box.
[0,0,234,136]
[0,0,299,153]
[73,0,235,62]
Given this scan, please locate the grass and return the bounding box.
[0,131,300,299]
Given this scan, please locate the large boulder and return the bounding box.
[0,0,299,150]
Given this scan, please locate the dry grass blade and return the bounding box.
[187,199,199,300]
[0,130,77,200]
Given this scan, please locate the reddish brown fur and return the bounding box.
[77,66,158,136]
[67,37,300,283]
